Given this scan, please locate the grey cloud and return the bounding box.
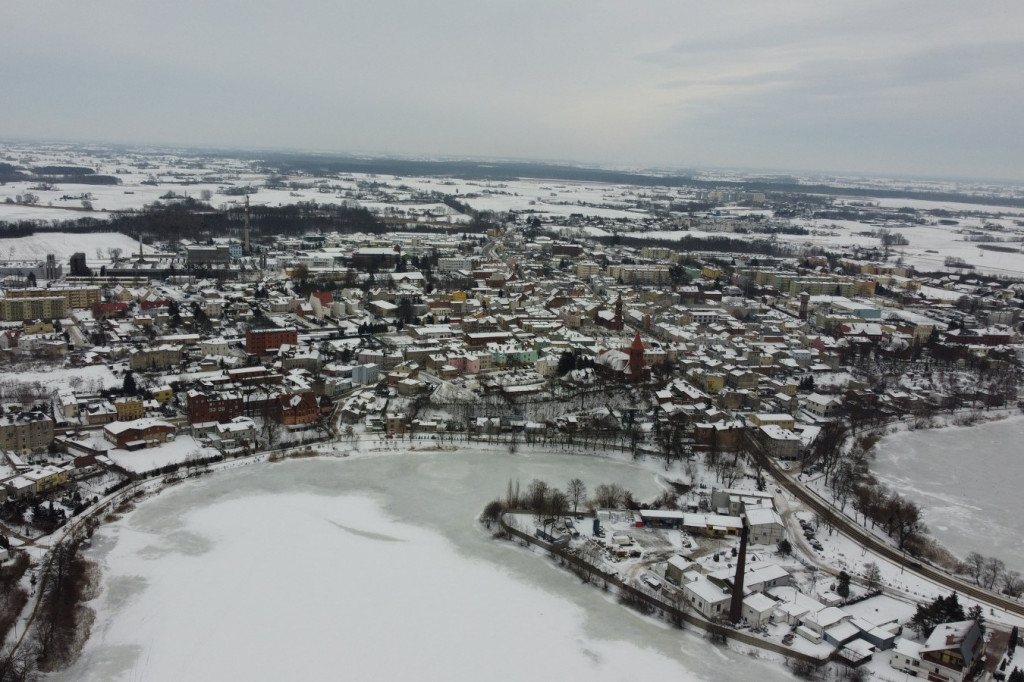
[1,0,1022,180]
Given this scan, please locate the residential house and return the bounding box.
[890,620,983,682]
[681,576,731,620]
[804,393,842,419]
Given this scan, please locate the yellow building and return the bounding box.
[701,265,724,280]
[151,385,174,404]
[700,373,726,393]
[115,397,145,421]
[605,264,671,284]
[22,320,55,334]
[27,466,68,494]
[748,413,796,429]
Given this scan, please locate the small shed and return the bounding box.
[742,592,776,627]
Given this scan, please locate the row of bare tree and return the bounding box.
[501,478,637,519]
[962,552,1024,597]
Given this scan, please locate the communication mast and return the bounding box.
[244,195,251,256]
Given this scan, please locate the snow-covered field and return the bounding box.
[872,416,1024,574]
[3,142,1023,278]
[2,362,118,391]
[57,451,796,682]
[0,232,153,263]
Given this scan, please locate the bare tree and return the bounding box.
[262,417,281,448]
[481,500,505,529]
[964,551,986,585]
[882,493,925,551]
[567,478,586,515]
[1002,570,1024,598]
[507,428,519,455]
[548,489,569,519]
[982,557,1006,590]
[864,562,882,591]
[505,478,521,509]
[527,479,549,517]
[593,483,627,509]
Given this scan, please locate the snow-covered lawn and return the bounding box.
[11,363,119,391]
[105,436,219,474]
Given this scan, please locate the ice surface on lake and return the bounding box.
[873,416,1024,573]
[56,451,798,682]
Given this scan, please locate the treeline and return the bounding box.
[594,232,791,257]
[0,200,390,246]
[0,219,116,239]
[0,553,30,648]
[32,166,96,176]
[0,165,120,185]
[488,478,637,522]
[34,538,96,671]
[962,552,1024,597]
[439,194,478,219]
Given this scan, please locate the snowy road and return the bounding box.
[757,446,1024,618]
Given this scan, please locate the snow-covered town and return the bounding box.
[1,142,1024,681]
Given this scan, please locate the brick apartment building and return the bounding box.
[103,418,176,449]
[187,389,244,424]
[246,327,298,356]
[275,391,320,425]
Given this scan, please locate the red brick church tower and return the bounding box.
[627,332,645,382]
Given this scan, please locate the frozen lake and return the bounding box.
[872,416,1024,574]
[56,450,797,682]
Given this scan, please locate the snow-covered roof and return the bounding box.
[103,418,175,434]
[743,592,775,613]
[745,508,783,527]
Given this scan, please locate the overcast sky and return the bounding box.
[4,1,1023,181]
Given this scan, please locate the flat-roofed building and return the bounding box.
[0,411,54,455]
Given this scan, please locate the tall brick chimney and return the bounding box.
[729,516,748,624]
